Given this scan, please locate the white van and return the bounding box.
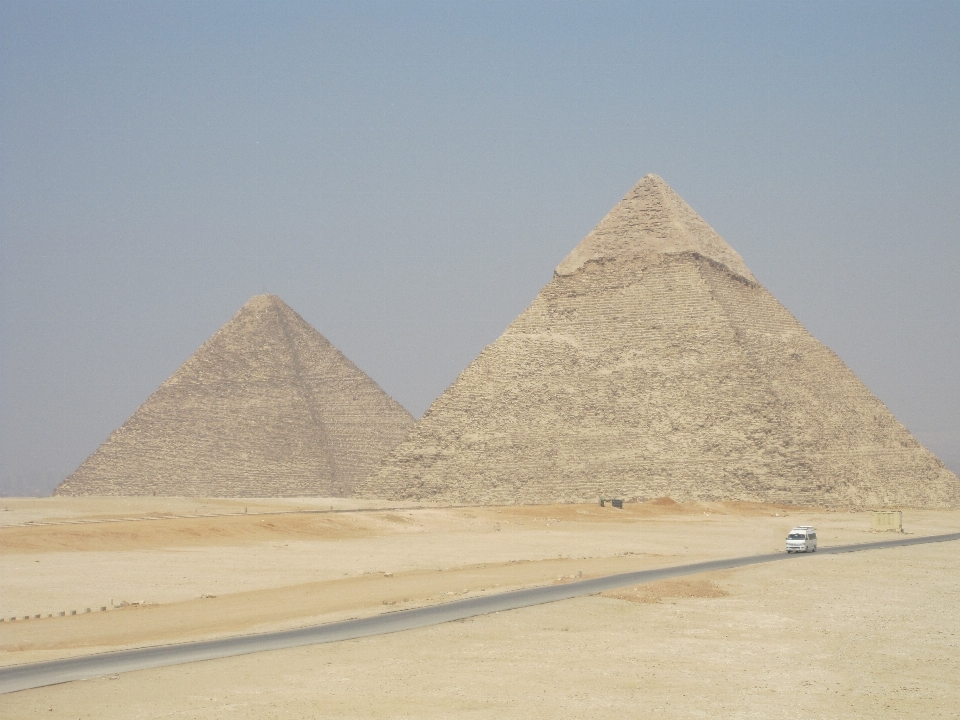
[785,526,817,553]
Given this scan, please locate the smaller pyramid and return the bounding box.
[55,295,414,497]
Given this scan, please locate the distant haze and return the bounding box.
[2,2,958,496]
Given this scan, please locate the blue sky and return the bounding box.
[2,1,958,494]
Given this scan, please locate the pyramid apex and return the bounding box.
[239,294,302,316]
[556,174,756,282]
[242,294,280,309]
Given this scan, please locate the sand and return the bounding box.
[2,497,959,718]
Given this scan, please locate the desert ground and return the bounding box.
[2,496,959,718]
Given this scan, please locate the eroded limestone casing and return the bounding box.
[362,175,960,508]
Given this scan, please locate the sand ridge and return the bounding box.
[0,555,676,661]
[0,512,389,554]
[0,497,809,554]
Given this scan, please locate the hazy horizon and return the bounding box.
[2,2,958,495]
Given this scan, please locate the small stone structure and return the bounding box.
[872,511,903,532]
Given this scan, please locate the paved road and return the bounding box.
[3,531,958,694]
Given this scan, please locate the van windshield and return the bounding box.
[787,533,806,539]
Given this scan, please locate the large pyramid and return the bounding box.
[55,295,414,497]
[361,175,960,508]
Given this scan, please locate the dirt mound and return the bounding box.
[647,497,679,507]
[477,500,811,524]
[602,577,729,604]
[0,513,385,554]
